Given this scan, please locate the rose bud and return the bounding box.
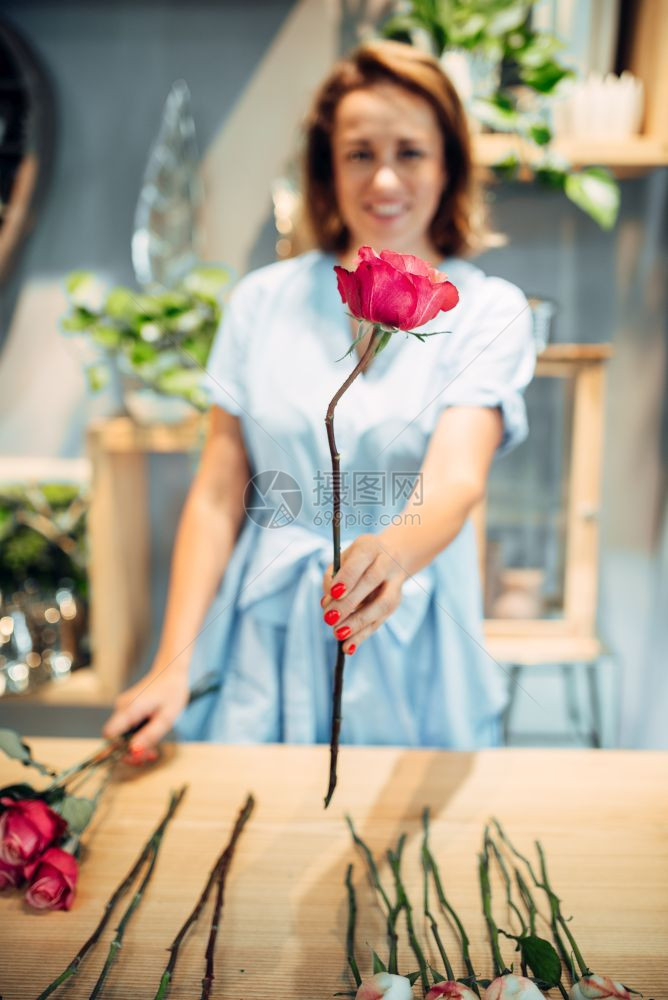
[486,974,546,999]
[356,972,414,1000]
[0,797,67,867]
[24,847,79,911]
[427,983,479,1000]
[0,858,23,890]
[569,976,632,1000]
[335,246,458,331]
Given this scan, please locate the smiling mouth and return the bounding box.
[366,204,406,218]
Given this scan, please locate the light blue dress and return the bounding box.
[176,250,535,748]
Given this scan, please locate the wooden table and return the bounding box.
[0,741,666,998]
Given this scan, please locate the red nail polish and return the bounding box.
[130,743,144,756]
[335,625,352,641]
[324,609,340,625]
[347,644,357,655]
[331,582,346,600]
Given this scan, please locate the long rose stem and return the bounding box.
[35,787,186,1000]
[479,839,509,977]
[420,811,455,983]
[153,793,254,1000]
[388,834,429,992]
[492,818,586,981]
[422,809,479,993]
[200,794,255,1000]
[485,829,527,937]
[345,864,363,988]
[324,322,383,809]
[536,840,591,980]
[346,815,398,971]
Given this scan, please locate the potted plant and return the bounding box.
[382,0,620,229]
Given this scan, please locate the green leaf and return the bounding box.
[61,307,97,333]
[527,122,552,146]
[520,62,573,94]
[85,363,110,393]
[406,971,421,986]
[372,951,387,974]
[520,935,562,987]
[492,152,520,180]
[535,163,567,190]
[429,966,445,984]
[487,4,530,37]
[0,729,57,777]
[90,323,122,349]
[471,96,520,132]
[0,782,40,801]
[56,795,96,836]
[514,33,565,69]
[373,330,393,356]
[565,167,620,230]
[104,287,141,323]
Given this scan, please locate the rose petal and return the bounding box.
[358,259,418,328]
[569,976,632,1000]
[334,265,363,318]
[379,248,438,279]
[486,974,546,999]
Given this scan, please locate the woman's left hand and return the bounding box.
[321,533,409,654]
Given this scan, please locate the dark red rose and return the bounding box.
[334,246,459,330]
[0,857,23,890]
[0,797,67,866]
[24,846,79,911]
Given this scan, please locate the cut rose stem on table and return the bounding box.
[421,807,480,994]
[345,815,398,971]
[485,827,566,997]
[492,818,592,980]
[35,786,187,1000]
[199,794,255,1000]
[345,863,363,989]
[324,321,383,809]
[88,787,188,1000]
[479,835,511,978]
[387,834,429,992]
[154,793,255,999]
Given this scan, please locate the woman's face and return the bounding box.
[332,83,446,264]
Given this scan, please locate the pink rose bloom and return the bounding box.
[24,847,79,911]
[569,976,632,1000]
[427,982,479,999]
[486,975,546,1000]
[356,972,413,1000]
[0,858,23,889]
[0,797,66,866]
[335,246,459,330]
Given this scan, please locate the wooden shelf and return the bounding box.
[485,630,604,666]
[2,667,110,707]
[87,415,205,454]
[473,132,668,172]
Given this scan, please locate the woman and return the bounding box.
[103,40,535,755]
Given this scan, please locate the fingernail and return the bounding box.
[347,644,357,655]
[324,609,340,625]
[320,596,326,608]
[335,625,352,641]
[130,743,144,756]
[330,582,346,600]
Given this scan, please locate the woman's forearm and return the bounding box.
[154,485,246,673]
[379,477,482,580]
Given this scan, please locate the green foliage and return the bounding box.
[61,266,232,409]
[0,484,87,595]
[383,0,619,229]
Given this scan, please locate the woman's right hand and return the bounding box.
[102,660,190,756]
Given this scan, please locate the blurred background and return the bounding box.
[0,0,666,749]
